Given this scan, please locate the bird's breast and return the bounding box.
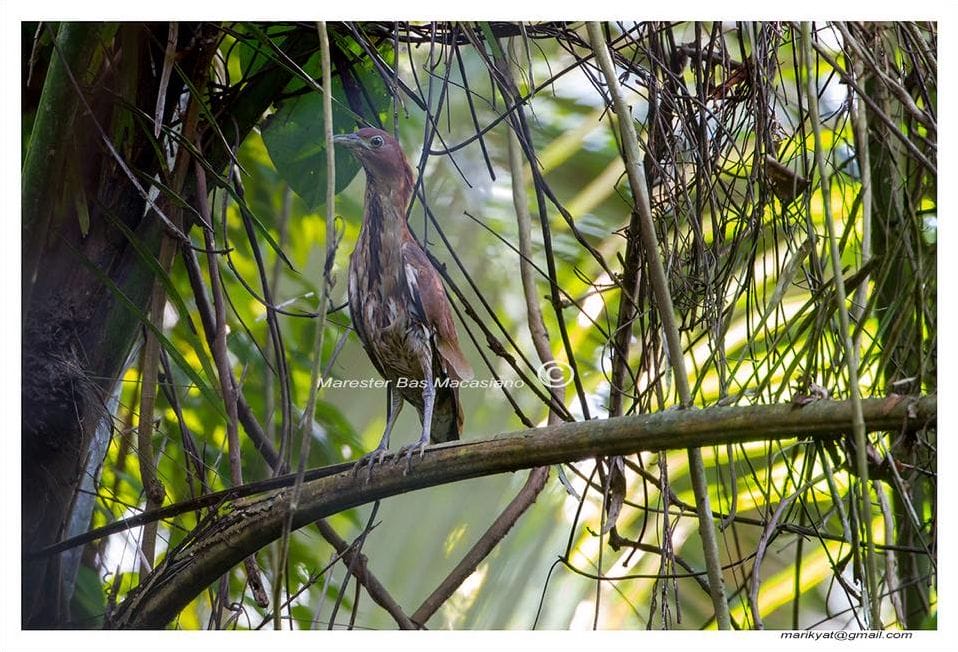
[348,238,432,381]
[375,320,432,381]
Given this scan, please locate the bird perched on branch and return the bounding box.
[334,127,473,476]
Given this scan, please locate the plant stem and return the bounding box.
[800,21,881,629]
[273,20,341,629]
[585,21,731,629]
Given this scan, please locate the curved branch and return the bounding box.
[107,394,935,628]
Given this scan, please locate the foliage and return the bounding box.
[21,21,936,630]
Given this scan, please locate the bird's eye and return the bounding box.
[369,135,384,149]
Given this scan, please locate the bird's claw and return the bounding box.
[352,446,390,483]
[393,439,428,475]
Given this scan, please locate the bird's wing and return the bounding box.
[401,240,474,381]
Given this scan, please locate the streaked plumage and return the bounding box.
[334,128,472,473]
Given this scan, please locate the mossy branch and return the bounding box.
[105,394,935,628]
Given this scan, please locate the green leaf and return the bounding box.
[259,35,391,209]
[74,190,90,237]
[99,209,222,401]
[479,22,505,61]
[70,566,106,627]
[234,23,290,78]
[311,399,364,461]
[63,155,90,237]
[291,604,316,630]
[261,90,363,209]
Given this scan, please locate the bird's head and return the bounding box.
[333,128,413,190]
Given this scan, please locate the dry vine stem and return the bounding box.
[585,22,731,628]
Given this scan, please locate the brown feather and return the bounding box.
[401,241,474,381]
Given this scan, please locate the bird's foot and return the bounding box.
[393,438,429,475]
[352,444,390,483]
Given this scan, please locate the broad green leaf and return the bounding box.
[70,566,106,627]
[260,35,391,209]
[261,89,363,209]
[234,23,291,79]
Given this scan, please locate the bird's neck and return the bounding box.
[355,159,417,299]
[355,180,414,304]
[362,175,413,243]
[363,162,413,247]
[367,160,414,210]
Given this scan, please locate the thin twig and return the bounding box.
[132,33,216,571]
[265,186,293,443]
[875,481,906,626]
[749,490,799,628]
[232,170,293,473]
[328,503,380,629]
[803,27,936,177]
[135,317,166,577]
[315,519,416,629]
[196,153,269,609]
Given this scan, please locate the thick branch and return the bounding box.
[106,395,935,628]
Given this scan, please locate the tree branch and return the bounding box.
[411,465,549,626]
[314,520,417,629]
[105,394,935,628]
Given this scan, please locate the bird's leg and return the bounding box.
[353,383,403,481]
[395,365,435,474]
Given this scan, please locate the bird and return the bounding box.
[333,127,473,476]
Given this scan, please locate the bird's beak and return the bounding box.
[332,133,362,149]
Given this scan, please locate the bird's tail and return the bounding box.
[428,384,463,443]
